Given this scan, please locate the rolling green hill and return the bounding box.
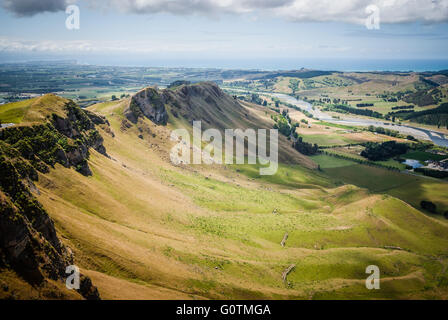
[1,83,448,299]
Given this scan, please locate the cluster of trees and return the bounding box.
[321,150,401,171]
[273,115,292,137]
[292,137,319,155]
[356,103,374,107]
[387,109,414,116]
[318,97,350,105]
[331,98,342,104]
[360,141,409,161]
[319,143,362,150]
[377,91,412,101]
[405,103,448,128]
[238,93,269,106]
[250,93,264,105]
[415,167,448,179]
[272,111,298,138]
[366,125,400,138]
[322,104,383,119]
[404,89,438,106]
[420,201,437,214]
[319,97,332,104]
[289,79,300,93]
[392,105,414,110]
[420,200,448,219]
[386,109,416,120]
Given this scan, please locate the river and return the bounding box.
[273,93,448,148]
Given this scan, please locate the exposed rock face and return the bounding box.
[1,101,108,177]
[124,82,239,128]
[125,87,168,125]
[52,102,108,157]
[0,99,105,299]
[84,109,109,126]
[0,152,100,299]
[161,81,249,130]
[0,191,67,284]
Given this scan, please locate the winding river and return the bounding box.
[273,93,448,148]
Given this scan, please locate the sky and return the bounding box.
[0,0,448,70]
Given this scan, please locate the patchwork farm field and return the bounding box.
[311,154,448,213]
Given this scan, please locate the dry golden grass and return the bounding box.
[20,98,448,300]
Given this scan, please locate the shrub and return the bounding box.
[420,200,437,213]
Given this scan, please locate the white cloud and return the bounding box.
[274,0,448,24]
[3,0,448,24]
[87,0,448,24]
[0,37,241,53]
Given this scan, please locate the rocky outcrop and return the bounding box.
[52,102,108,157]
[124,82,239,128]
[0,151,100,299]
[1,101,108,176]
[0,191,66,284]
[84,109,109,126]
[125,87,168,125]
[0,98,105,299]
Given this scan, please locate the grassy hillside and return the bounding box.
[1,87,448,299]
[312,154,448,213]
[36,119,448,298]
[0,95,70,125]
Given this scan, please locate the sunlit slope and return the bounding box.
[0,94,70,125]
[312,154,448,213]
[147,82,316,167]
[30,95,448,299]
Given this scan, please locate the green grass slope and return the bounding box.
[28,95,448,299]
[2,93,448,300]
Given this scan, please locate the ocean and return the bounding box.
[78,57,448,72]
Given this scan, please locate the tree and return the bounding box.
[420,200,437,214]
[292,139,319,156]
[444,211,448,220]
[111,95,118,101]
[361,141,408,161]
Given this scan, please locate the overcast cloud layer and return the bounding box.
[2,0,448,24]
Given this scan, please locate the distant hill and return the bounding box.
[123,82,315,166]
